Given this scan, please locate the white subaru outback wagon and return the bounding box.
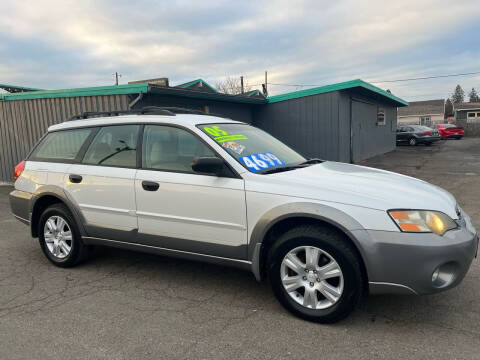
[9,108,478,323]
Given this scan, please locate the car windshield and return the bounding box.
[198,123,307,173]
[443,124,455,128]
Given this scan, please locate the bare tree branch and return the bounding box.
[215,76,252,95]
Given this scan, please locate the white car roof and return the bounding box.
[48,114,244,132]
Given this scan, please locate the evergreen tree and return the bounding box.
[468,88,480,102]
[444,98,454,118]
[451,85,465,104]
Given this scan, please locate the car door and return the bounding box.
[396,127,407,142]
[64,124,140,241]
[134,124,247,260]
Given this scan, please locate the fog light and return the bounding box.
[431,262,457,288]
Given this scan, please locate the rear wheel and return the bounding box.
[267,225,363,323]
[38,204,89,267]
[409,137,417,146]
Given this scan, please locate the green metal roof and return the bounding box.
[177,78,218,93]
[0,83,149,101]
[0,78,407,107]
[267,79,408,106]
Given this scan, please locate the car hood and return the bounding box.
[248,161,458,219]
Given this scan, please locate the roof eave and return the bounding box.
[0,83,150,101]
[148,85,267,104]
[267,79,408,107]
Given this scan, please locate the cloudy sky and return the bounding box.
[1,0,479,101]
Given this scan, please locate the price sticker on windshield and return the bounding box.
[240,152,285,172]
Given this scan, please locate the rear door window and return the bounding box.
[82,125,140,167]
[30,128,92,162]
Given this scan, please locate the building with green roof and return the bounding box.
[0,77,407,183]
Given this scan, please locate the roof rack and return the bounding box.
[67,106,208,121]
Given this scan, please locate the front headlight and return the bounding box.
[388,210,457,235]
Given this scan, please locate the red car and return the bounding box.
[433,124,464,139]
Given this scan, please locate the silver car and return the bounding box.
[9,109,478,323]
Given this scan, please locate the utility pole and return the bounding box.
[262,71,268,96]
[240,76,244,94]
[114,72,122,85]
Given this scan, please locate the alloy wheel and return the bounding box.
[44,216,73,259]
[280,246,344,310]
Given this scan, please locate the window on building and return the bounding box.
[468,112,476,118]
[420,116,431,126]
[142,125,215,173]
[83,125,139,167]
[30,128,92,161]
[377,108,386,126]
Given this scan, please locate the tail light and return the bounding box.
[13,160,25,182]
[423,131,431,135]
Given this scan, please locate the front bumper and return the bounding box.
[351,217,478,295]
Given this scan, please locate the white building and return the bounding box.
[397,99,445,126]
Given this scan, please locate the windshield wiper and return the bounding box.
[258,165,305,174]
[258,158,325,175]
[299,158,324,165]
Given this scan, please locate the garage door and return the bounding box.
[351,100,378,162]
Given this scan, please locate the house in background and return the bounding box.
[397,99,445,126]
[454,102,480,123]
[454,102,480,137]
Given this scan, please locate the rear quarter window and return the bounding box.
[29,129,92,162]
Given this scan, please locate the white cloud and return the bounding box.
[0,0,478,99]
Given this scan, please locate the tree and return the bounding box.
[468,87,480,102]
[444,98,454,118]
[451,85,465,104]
[215,76,252,95]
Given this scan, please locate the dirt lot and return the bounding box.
[0,139,479,360]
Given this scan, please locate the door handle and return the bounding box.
[69,174,83,183]
[142,181,159,191]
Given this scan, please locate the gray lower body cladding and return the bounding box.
[9,189,32,224]
[10,189,478,295]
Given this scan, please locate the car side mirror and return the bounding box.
[192,157,226,176]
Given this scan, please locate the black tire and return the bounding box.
[409,137,417,146]
[267,225,364,323]
[456,136,462,140]
[38,203,89,267]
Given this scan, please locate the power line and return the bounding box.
[248,70,480,89]
[370,71,480,83]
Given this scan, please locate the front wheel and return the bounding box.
[267,225,364,323]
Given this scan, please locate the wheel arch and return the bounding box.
[30,186,87,238]
[249,203,369,286]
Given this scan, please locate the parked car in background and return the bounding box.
[396,125,441,146]
[433,124,464,140]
